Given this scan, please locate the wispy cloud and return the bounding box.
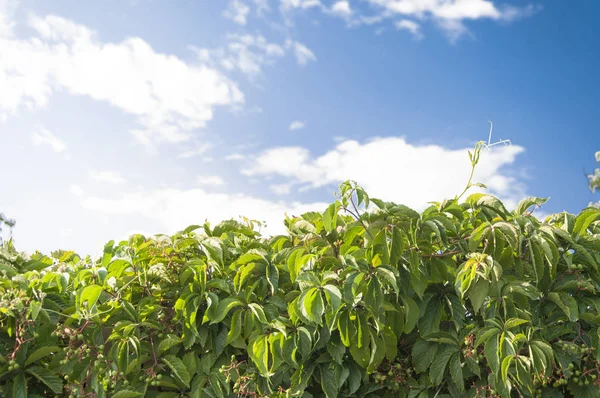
[223,0,250,25]
[178,143,213,159]
[287,40,317,65]
[289,120,306,130]
[197,175,226,186]
[395,19,423,39]
[31,126,67,152]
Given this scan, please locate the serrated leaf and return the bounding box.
[162,354,191,387]
[412,339,438,374]
[249,335,270,377]
[320,365,338,398]
[24,346,60,368]
[26,366,62,394]
[209,297,244,324]
[158,337,182,354]
[429,345,456,385]
[449,354,464,391]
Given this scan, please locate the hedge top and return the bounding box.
[1,143,600,398]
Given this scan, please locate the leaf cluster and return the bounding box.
[1,183,600,397]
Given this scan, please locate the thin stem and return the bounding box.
[457,164,476,202]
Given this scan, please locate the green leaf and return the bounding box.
[266,263,279,296]
[429,345,456,385]
[322,285,342,313]
[249,335,270,377]
[26,366,62,394]
[162,354,191,387]
[485,334,500,374]
[12,372,27,398]
[449,354,464,392]
[389,226,404,267]
[468,279,489,312]
[209,297,244,324]
[515,197,549,215]
[320,365,338,398]
[79,284,103,310]
[548,292,579,321]
[24,346,60,368]
[158,337,182,354]
[401,296,419,334]
[375,266,399,296]
[574,208,600,236]
[504,318,530,330]
[412,339,438,374]
[300,288,324,325]
[226,309,243,345]
[501,355,513,383]
[418,297,441,335]
[248,303,268,324]
[111,391,144,398]
[322,202,339,233]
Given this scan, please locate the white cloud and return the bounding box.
[287,40,317,65]
[289,120,305,130]
[364,0,535,40]
[331,1,352,17]
[193,34,286,77]
[395,19,423,39]
[197,175,226,186]
[279,0,537,41]
[281,0,322,11]
[31,126,67,152]
[178,142,213,159]
[270,183,293,195]
[90,170,126,184]
[243,137,527,210]
[75,187,327,237]
[225,153,246,161]
[223,0,250,25]
[254,0,271,15]
[0,9,244,149]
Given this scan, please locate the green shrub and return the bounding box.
[1,144,600,397]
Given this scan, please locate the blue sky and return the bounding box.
[1,0,599,254]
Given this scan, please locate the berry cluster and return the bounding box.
[218,355,259,397]
[372,357,413,392]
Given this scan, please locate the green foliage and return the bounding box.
[1,147,600,397]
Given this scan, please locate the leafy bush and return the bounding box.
[1,144,600,398]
